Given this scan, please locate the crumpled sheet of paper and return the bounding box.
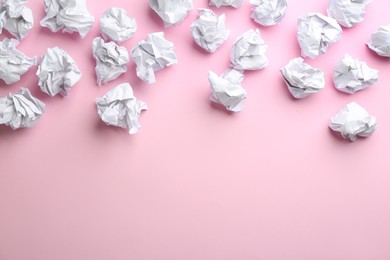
[40,0,95,38]
[208,69,246,112]
[329,102,377,141]
[131,32,177,84]
[280,57,325,99]
[100,7,137,43]
[37,47,82,97]
[297,13,342,59]
[149,0,193,27]
[96,83,148,135]
[367,24,390,57]
[0,38,36,85]
[327,0,371,28]
[92,37,129,86]
[250,0,287,26]
[0,0,34,39]
[333,54,378,94]
[209,0,243,8]
[191,9,230,53]
[0,88,45,130]
[230,29,268,70]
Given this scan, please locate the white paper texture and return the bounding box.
[0,0,34,39]
[37,47,82,97]
[209,0,243,8]
[333,54,378,94]
[230,29,268,70]
[329,102,376,141]
[96,83,147,135]
[92,37,129,86]
[0,38,36,85]
[367,24,390,57]
[0,88,45,130]
[327,0,371,28]
[250,0,287,26]
[297,13,342,59]
[131,32,177,84]
[100,7,137,43]
[209,69,246,112]
[191,9,230,53]
[40,0,95,38]
[149,0,193,27]
[280,57,325,98]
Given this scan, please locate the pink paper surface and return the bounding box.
[1,1,390,259]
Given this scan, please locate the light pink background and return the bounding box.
[1,0,390,259]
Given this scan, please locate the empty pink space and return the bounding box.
[1,0,390,259]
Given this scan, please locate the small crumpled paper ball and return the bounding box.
[367,24,390,57]
[230,29,268,70]
[0,88,45,130]
[37,47,82,97]
[297,13,342,59]
[280,57,325,99]
[191,9,230,53]
[149,0,193,27]
[329,102,377,142]
[250,0,287,26]
[100,7,137,42]
[96,83,148,135]
[209,69,246,112]
[333,54,378,94]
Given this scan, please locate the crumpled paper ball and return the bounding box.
[280,57,325,98]
[0,88,45,130]
[367,24,390,57]
[96,83,148,135]
[191,9,230,53]
[230,29,268,70]
[327,0,371,28]
[100,7,137,42]
[209,69,246,112]
[149,0,193,27]
[297,13,342,59]
[250,0,287,26]
[329,102,377,142]
[37,47,82,97]
[333,54,378,94]
[0,0,34,39]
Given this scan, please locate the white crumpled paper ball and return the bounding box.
[250,0,287,26]
[329,102,377,142]
[100,7,137,42]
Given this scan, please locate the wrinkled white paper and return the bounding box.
[367,24,390,57]
[131,32,177,84]
[250,0,287,26]
[230,29,268,70]
[191,9,230,53]
[0,38,36,85]
[333,54,378,94]
[37,47,82,97]
[40,0,95,38]
[209,69,246,112]
[280,57,325,98]
[329,102,376,141]
[149,0,193,27]
[92,37,129,86]
[96,83,147,134]
[297,13,342,59]
[0,88,45,130]
[209,0,243,8]
[327,0,371,28]
[0,0,34,39]
[100,7,137,43]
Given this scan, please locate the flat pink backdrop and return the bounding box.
[1,0,390,259]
